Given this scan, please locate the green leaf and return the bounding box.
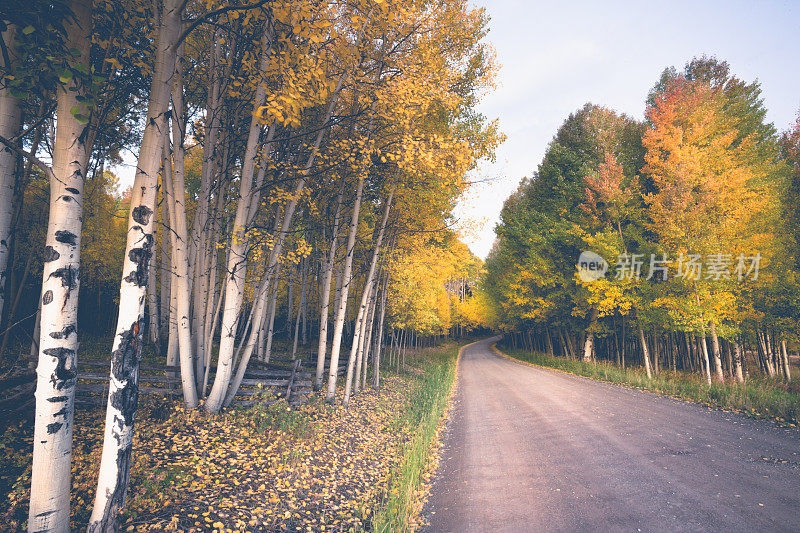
[58,69,72,84]
[22,26,35,35]
[70,105,81,116]
[74,113,90,124]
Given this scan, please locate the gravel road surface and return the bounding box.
[423,337,800,532]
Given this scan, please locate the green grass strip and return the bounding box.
[497,344,800,426]
[372,341,464,532]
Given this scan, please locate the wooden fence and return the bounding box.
[0,355,347,419]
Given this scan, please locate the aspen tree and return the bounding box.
[0,24,21,324]
[638,323,652,380]
[710,322,725,382]
[326,177,364,402]
[28,2,92,530]
[219,74,348,410]
[361,276,380,390]
[205,25,275,414]
[315,191,343,388]
[89,0,186,527]
[262,263,282,362]
[373,273,388,388]
[166,40,199,401]
[292,257,309,360]
[343,191,393,405]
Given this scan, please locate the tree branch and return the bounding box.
[176,0,271,49]
[0,134,55,181]
[12,103,56,143]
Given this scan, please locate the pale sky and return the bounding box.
[457,0,800,259]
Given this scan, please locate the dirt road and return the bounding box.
[423,337,800,532]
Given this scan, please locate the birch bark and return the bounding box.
[583,308,598,362]
[166,47,198,403]
[733,339,745,383]
[0,24,21,325]
[353,283,373,393]
[89,0,183,527]
[291,257,308,360]
[710,322,725,382]
[314,191,343,389]
[372,273,388,389]
[361,278,379,390]
[638,323,652,380]
[161,138,196,401]
[781,339,791,380]
[342,191,393,405]
[699,326,712,385]
[262,263,281,362]
[204,27,274,413]
[28,3,92,530]
[326,178,364,402]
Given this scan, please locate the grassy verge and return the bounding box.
[371,341,463,532]
[496,344,800,426]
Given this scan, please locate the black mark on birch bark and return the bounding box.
[50,324,76,339]
[55,230,77,245]
[49,266,78,290]
[123,236,153,286]
[43,246,60,263]
[109,319,143,426]
[43,347,76,390]
[132,205,152,225]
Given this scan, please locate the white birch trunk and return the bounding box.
[781,339,791,380]
[583,308,597,362]
[202,276,226,397]
[373,273,388,389]
[710,322,725,382]
[0,24,22,325]
[146,213,160,346]
[166,50,198,403]
[165,259,179,367]
[161,138,196,401]
[353,283,372,393]
[284,266,294,333]
[733,339,745,383]
[361,280,379,390]
[314,192,343,389]
[217,77,346,409]
[342,191,393,405]
[89,0,182,528]
[204,28,274,413]
[699,326,712,385]
[326,179,364,402]
[291,257,308,360]
[638,323,652,380]
[159,193,171,343]
[262,264,281,362]
[28,3,91,530]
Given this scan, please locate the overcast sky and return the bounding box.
[457,0,800,259]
